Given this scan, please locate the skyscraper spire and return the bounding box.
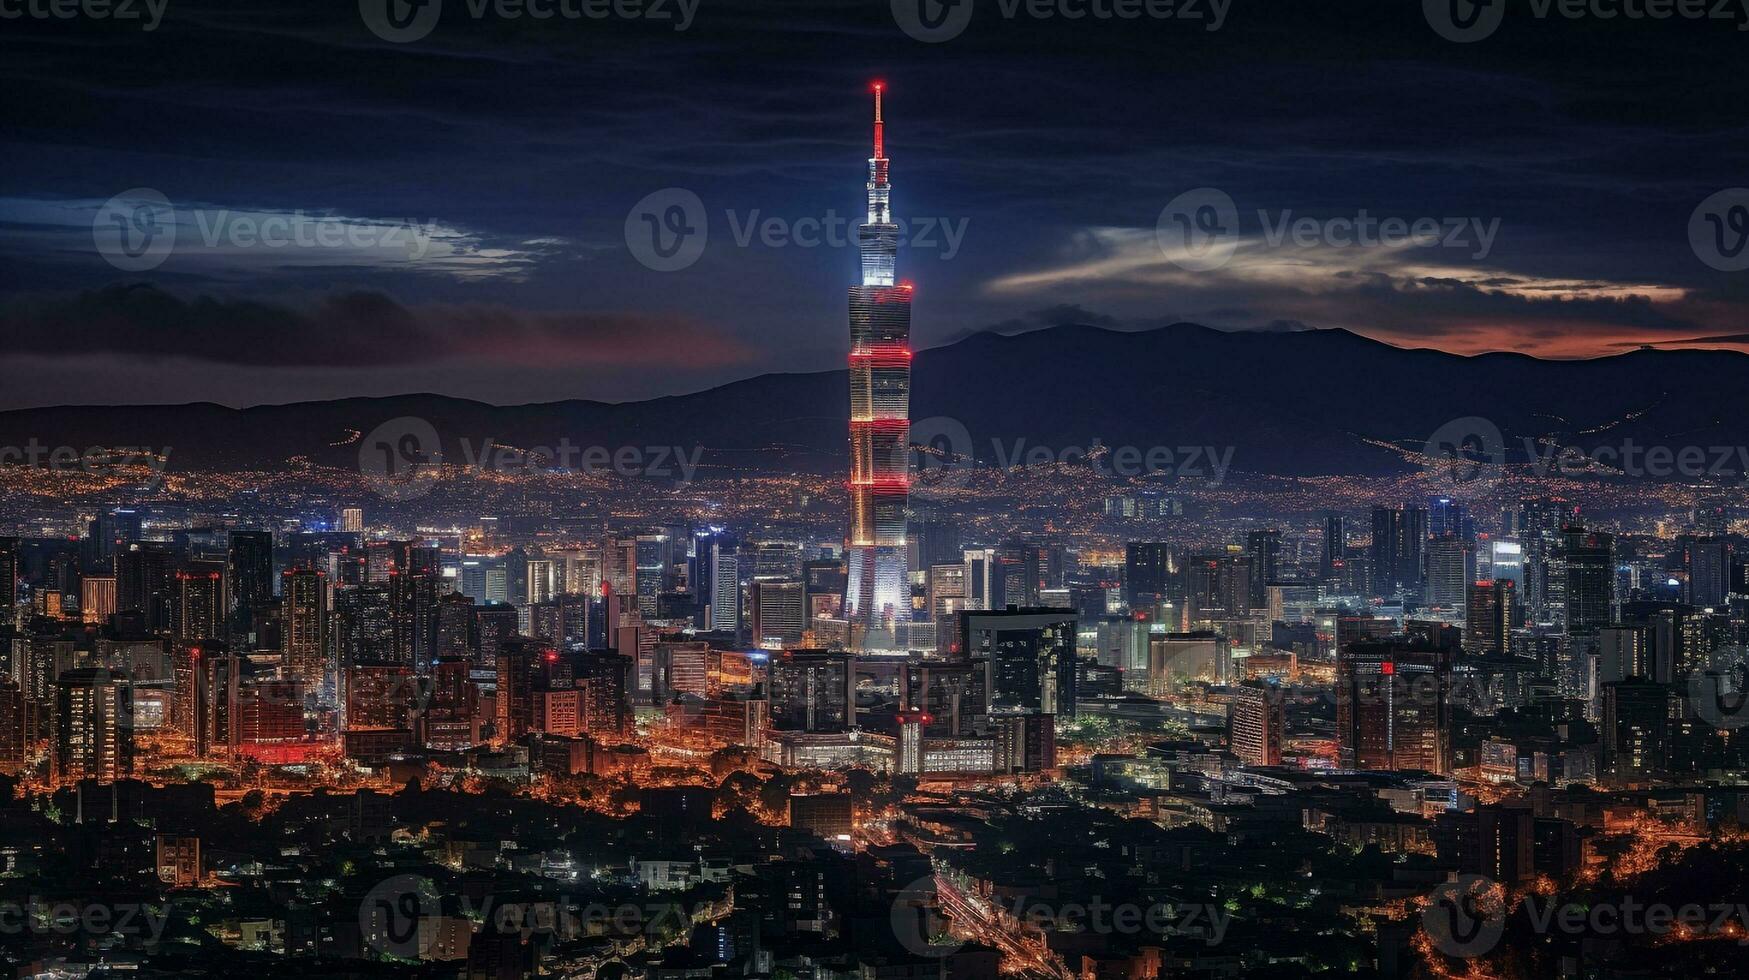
[865,82,892,236]
[845,82,912,654]
[872,81,885,160]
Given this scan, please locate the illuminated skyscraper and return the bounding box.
[844,82,912,653]
[282,567,329,697]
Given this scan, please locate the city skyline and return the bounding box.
[2,5,1748,980]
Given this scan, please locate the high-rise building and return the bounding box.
[961,608,1079,718]
[1335,642,1451,774]
[1370,506,1428,596]
[0,537,16,614]
[495,638,566,744]
[1424,535,1473,610]
[992,712,1056,773]
[1601,678,1669,785]
[652,640,710,702]
[844,84,912,654]
[1245,529,1280,607]
[1562,527,1615,696]
[0,679,25,774]
[1228,681,1284,767]
[749,578,805,649]
[575,650,631,735]
[175,566,226,642]
[227,529,274,629]
[53,668,134,783]
[115,541,174,632]
[766,650,855,733]
[340,508,364,533]
[1321,515,1345,583]
[1464,579,1514,655]
[902,661,986,737]
[1184,553,1251,621]
[927,563,968,654]
[335,583,395,669]
[282,568,329,696]
[80,575,117,625]
[1519,498,1576,626]
[1124,541,1177,614]
[1429,497,1473,542]
[708,537,740,634]
[1683,536,1730,609]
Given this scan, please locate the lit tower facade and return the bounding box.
[845,82,912,653]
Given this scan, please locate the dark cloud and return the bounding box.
[0,284,753,370]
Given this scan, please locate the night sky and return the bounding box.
[2,0,1747,410]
